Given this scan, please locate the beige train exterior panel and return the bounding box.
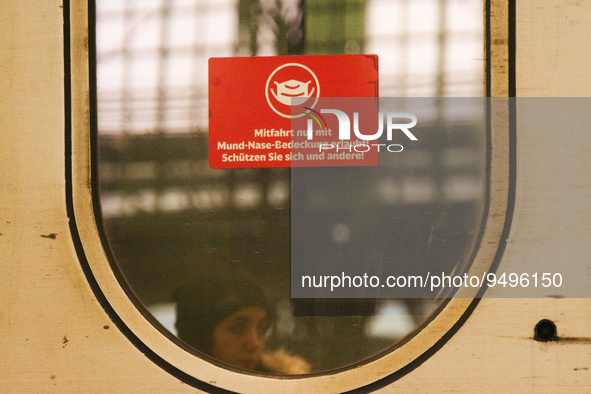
[1,1,590,393]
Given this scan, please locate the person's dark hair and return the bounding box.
[173,267,273,354]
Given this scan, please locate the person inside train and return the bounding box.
[173,267,310,374]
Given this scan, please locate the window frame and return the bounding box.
[66,0,515,392]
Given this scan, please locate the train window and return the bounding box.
[93,0,488,382]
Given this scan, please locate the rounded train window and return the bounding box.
[89,0,498,384]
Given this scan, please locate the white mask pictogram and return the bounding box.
[271,79,315,106]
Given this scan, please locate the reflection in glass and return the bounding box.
[174,267,311,373]
[97,0,484,373]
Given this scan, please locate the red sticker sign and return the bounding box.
[208,54,378,168]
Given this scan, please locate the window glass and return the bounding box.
[97,0,485,374]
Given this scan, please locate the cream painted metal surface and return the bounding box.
[0,1,191,392]
[1,1,590,393]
